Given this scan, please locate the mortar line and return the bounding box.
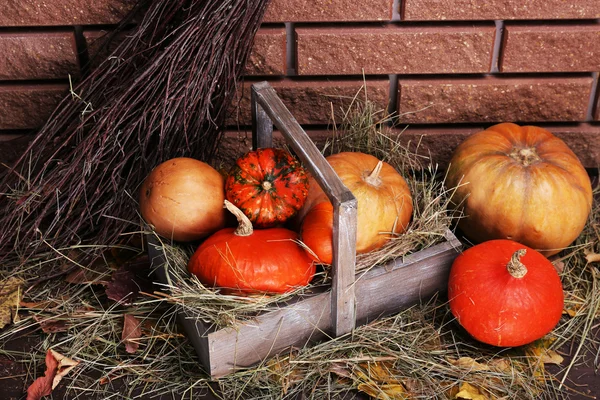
[392,0,401,21]
[285,22,296,76]
[585,72,599,121]
[388,75,399,125]
[490,20,504,74]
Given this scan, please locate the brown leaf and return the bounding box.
[552,260,565,273]
[26,349,79,400]
[33,315,69,334]
[0,277,24,329]
[105,256,152,305]
[122,314,142,354]
[585,252,600,264]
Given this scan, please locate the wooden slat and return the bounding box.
[251,81,358,337]
[251,85,273,149]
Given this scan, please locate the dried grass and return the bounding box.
[0,86,597,400]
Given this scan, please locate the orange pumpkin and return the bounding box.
[446,123,592,256]
[299,152,413,264]
[448,239,564,347]
[188,201,316,294]
[139,157,226,242]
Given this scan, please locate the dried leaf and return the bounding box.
[33,315,69,334]
[50,349,79,389]
[453,382,489,400]
[267,353,304,394]
[552,260,565,273]
[105,256,152,304]
[448,357,490,371]
[64,264,111,285]
[488,358,512,373]
[0,277,24,329]
[122,314,142,354]
[526,340,564,366]
[26,349,79,400]
[357,382,408,399]
[585,252,600,264]
[353,362,408,399]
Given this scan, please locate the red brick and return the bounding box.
[217,129,332,167]
[0,85,68,130]
[0,32,78,80]
[0,134,33,168]
[1,0,135,26]
[227,79,390,126]
[245,28,286,76]
[544,123,600,168]
[402,0,600,20]
[83,30,128,69]
[398,76,593,124]
[264,0,392,22]
[389,125,485,168]
[295,25,495,75]
[501,24,600,73]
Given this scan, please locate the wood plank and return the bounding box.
[252,81,358,336]
[251,84,273,149]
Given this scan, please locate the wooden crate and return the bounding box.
[147,81,463,378]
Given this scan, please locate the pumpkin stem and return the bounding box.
[261,181,272,191]
[224,200,253,236]
[509,147,541,167]
[364,160,383,187]
[507,249,528,278]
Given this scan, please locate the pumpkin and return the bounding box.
[298,152,413,264]
[225,148,309,228]
[448,239,564,347]
[300,202,334,263]
[446,123,592,256]
[139,157,227,242]
[187,200,316,294]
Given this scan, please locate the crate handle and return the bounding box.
[250,81,358,337]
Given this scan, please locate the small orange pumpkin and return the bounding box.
[188,201,316,294]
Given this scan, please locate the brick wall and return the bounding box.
[1,0,599,169]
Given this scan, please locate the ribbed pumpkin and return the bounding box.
[225,148,309,228]
[187,201,316,294]
[298,152,413,264]
[446,123,593,256]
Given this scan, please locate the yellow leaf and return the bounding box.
[448,357,490,371]
[357,383,408,400]
[0,277,24,329]
[353,362,409,399]
[526,338,564,366]
[453,382,489,400]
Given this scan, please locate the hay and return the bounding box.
[0,87,598,399]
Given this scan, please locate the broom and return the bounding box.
[0,0,271,263]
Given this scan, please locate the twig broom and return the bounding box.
[0,0,271,263]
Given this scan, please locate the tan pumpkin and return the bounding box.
[446,123,593,256]
[298,152,413,264]
[139,157,227,242]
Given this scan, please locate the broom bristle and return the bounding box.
[0,0,270,262]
